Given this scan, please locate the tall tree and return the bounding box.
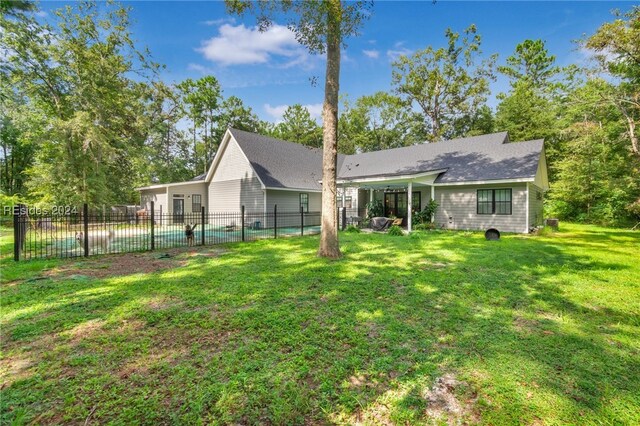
[495,39,565,176]
[584,7,640,157]
[339,91,424,152]
[392,25,496,141]
[1,1,159,206]
[177,76,223,174]
[272,104,322,147]
[226,0,372,258]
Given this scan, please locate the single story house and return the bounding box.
[137,128,548,233]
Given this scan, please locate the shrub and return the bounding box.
[365,200,384,219]
[345,224,361,233]
[414,222,435,231]
[387,225,404,236]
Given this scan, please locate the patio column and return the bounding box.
[431,186,435,223]
[341,188,346,209]
[407,181,412,233]
[369,189,374,203]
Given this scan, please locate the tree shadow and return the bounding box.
[1,230,639,424]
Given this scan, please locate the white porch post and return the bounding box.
[341,187,346,209]
[525,183,530,234]
[430,185,435,223]
[407,181,413,233]
[369,188,374,203]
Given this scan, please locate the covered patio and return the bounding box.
[338,169,445,232]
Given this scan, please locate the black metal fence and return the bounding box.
[12,203,328,261]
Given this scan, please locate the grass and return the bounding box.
[1,224,639,424]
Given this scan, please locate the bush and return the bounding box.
[414,222,435,231]
[387,225,404,236]
[344,224,361,233]
[365,200,384,219]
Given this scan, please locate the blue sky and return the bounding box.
[40,1,634,122]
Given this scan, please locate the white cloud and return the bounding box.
[187,63,214,74]
[197,23,306,67]
[34,10,48,18]
[201,17,235,26]
[363,49,379,59]
[264,103,323,123]
[386,42,412,61]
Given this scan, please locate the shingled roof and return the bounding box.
[338,132,544,183]
[229,128,544,189]
[230,128,337,191]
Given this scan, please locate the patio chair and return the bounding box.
[370,217,392,231]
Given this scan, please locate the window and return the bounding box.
[336,195,353,208]
[192,194,202,213]
[300,193,309,213]
[411,192,421,213]
[477,189,512,215]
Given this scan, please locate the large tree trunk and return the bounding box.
[318,1,342,258]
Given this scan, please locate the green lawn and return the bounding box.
[1,224,639,425]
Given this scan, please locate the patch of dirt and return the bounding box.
[418,259,452,270]
[0,355,33,389]
[423,374,478,424]
[40,247,226,280]
[62,318,107,344]
[513,316,541,334]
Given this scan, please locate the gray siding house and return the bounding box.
[138,128,549,233]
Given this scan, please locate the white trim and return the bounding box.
[265,186,322,193]
[430,186,435,223]
[136,180,206,191]
[204,129,232,183]
[336,169,447,185]
[407,181,412,233]
[433,177,534,187]
[525,182,530,233]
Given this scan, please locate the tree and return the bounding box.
[584,7,640,157]
[498,39,561,90]
[226,0,372,258]
[392,25,496,141]
[272,104,322,147]
[141,81,194,185]
[1,1,158,206]
[338,91,424,152]
[495,39,565,176]
[177,76,223,174]
[216,96,264,136]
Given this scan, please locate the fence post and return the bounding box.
[83,203,89,257]
[201,206,205,246]
[13,204,22,261]
[341,207,347,231]
[150,201,155,251]
[274,204,277,239]
[300,205,304,236]
[241,205,245,242]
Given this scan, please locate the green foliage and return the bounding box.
[392,25,496,141]
[413,199,439,224]
[387,224,404,236]
[2,224,640,423]
[338,92,425,152]
[271,104,322,148]
[413,222,436,231]
[365,199,383,219]
[344,224,361,233]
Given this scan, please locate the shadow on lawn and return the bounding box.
[1,231,639,424]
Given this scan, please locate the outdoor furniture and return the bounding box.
[225,221,237,232]
[391,218,403,226]
[248,220,262,230]
[347,216,362,227]
[485,228,500,240]
[370,217,392,231]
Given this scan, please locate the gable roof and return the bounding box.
[203,128,545,192]
[229,128,337,191]
[338,132,545,184]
